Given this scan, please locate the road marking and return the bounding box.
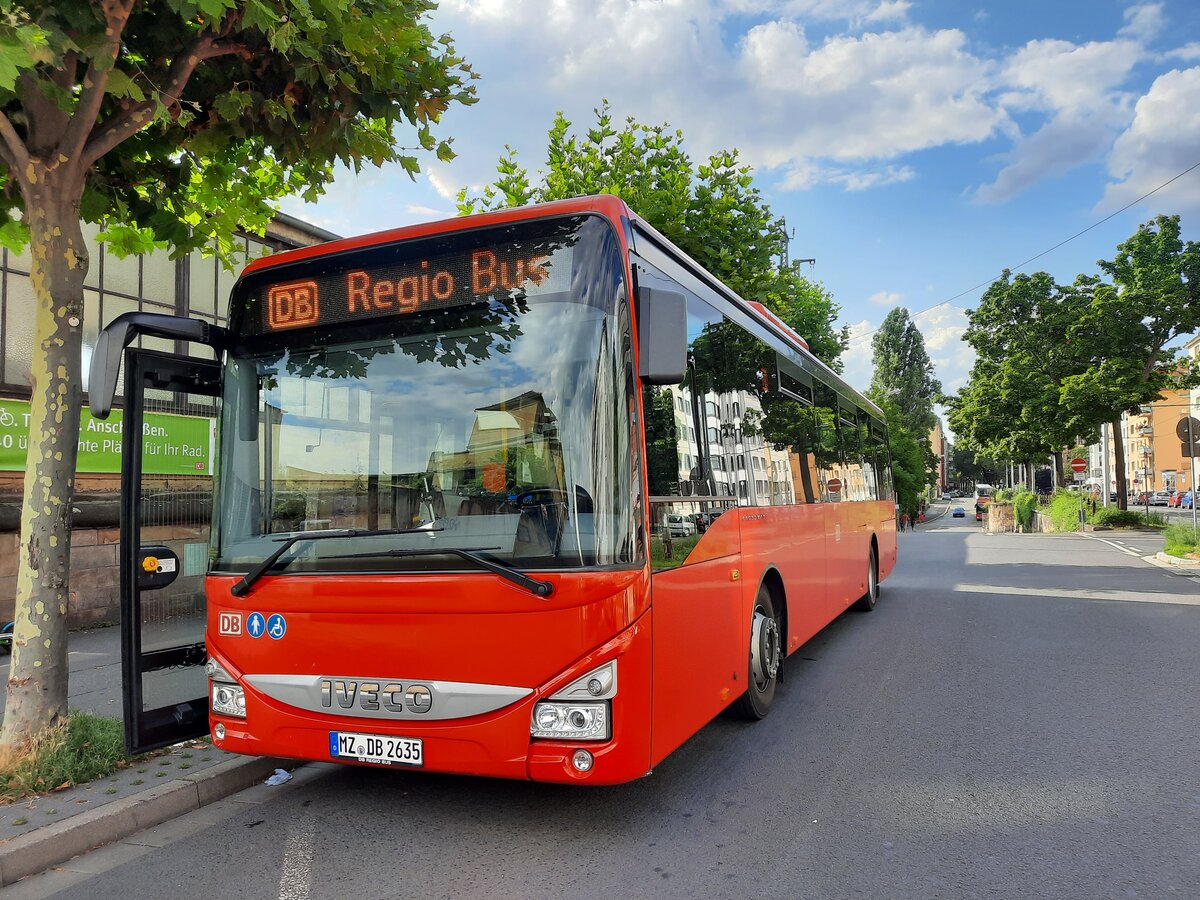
[1079,533,1144,557]
[278,816,315,900]
[953,583,1200,605]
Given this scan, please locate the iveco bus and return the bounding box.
[91,195,896,784]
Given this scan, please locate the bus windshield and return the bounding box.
[213,215,637,574]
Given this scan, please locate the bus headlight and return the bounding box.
[531,701,609,741]
[211,682,246,718]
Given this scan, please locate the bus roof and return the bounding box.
[240,195,635,279]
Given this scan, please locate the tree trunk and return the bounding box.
[1054,451,1065,488]
[1,170,87,749]
[1112,418,1127,510]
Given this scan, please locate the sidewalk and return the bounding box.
[0,626,288,887]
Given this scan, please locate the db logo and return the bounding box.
[266,280,320,330]
[218,612,242,636]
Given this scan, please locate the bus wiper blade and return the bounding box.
[327,547,555,598]
[230,526,443,598]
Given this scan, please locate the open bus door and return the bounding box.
[89,312,228,754]
[117,348,222,753]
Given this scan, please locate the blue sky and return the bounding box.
[280,0,1200,416]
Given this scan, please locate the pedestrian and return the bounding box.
[918,511,925,526]
[900,512,910,531]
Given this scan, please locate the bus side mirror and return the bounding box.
[89,312,227,419]
[636,287,687,385]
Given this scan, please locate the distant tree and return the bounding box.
[0,0,475,750]
[873,396,927,519]
[868,307,941,435]
[458,102,849,369]
[949,445,1001,490]
[1061,216,1200,507]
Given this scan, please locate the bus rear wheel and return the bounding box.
[732,584,781,720]
[853,546,879,612]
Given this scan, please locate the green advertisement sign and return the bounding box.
[0,398,214,476]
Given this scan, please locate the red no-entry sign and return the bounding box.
[827,477,842,494]
[1070,457,1087,473]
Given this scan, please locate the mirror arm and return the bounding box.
[89,312,229,419]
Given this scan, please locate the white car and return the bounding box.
[665,514,696,537]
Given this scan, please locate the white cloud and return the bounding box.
[1119,3,1165,41]
[865,1,911,23]
[915,305,974,401]
[977,37,1142,202]
[868,290,903,306]
[1165,42,1200,61]
[1001,38,1139,114]
[424,3,1010,200]
[976,113,1117,202]
[742,26,1004,165]
[780,161,915,191]
[841,318,877,392]
[1099,66,1200,215]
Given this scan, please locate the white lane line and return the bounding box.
[1080,533,1145,557]
[953,582,1200,605]
[278,816,315,900]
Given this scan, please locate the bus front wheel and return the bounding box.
[732,584,781,720]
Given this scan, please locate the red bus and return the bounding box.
[90,195,896,785]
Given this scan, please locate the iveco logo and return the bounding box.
[319,679,433,715]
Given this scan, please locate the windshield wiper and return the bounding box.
[319,547,555,598]
[230,526,443,597]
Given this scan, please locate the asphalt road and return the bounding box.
[17,514,1200,899]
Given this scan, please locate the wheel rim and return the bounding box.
[750,606,781,691]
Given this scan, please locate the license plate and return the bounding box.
[329,731,423,767]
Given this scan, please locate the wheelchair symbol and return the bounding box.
[266,613,287,640]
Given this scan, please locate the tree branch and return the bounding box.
[82,36,242,168]
[58,0,137,164]
[0,111,31,180]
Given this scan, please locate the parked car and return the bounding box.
[665,514,696,537]
[942,492,953,501]
[952,506,966,518]
[1151,490,1172,506]
[1168,491,1185,508]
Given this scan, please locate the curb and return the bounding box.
[1154,551,1200,569]
[0,755,289,887]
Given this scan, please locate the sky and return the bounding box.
[279,0,1200,431]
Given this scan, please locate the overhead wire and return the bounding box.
[848,157,1200,343]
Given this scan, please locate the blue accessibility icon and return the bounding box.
[266,613,287,640]
[246,612,266,639]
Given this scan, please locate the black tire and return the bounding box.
[853,546,879,612]
[732,584,782,720]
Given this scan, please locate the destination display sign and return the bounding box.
[258,242,574,334]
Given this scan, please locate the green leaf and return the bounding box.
[0,219,30,254]
[104,69,145,101]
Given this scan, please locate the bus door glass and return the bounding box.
[120,349,221,753]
